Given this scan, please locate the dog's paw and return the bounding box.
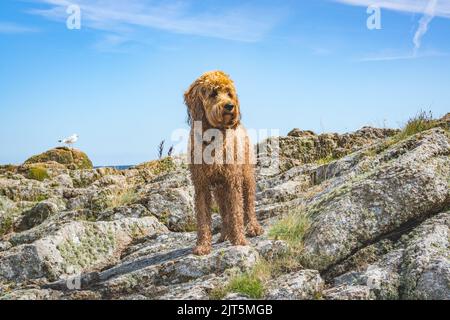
[230,238,249,246]
[193,245,212,256]
[246,223,264,237]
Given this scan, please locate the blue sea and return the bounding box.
[94,165,133,171]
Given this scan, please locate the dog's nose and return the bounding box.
[224,104,234,111]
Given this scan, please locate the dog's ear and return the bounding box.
[235,93,242,127]
[184,81,204,126]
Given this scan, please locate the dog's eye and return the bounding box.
[210,90,218,98]
[228,92,234,98]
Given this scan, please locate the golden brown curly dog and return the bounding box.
[184,71,264,255]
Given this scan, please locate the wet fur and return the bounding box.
[184,71,263,255]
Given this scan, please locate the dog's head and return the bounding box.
[184,71,241,129]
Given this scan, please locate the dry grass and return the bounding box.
[393,110,438,143]
[109,188,139,208]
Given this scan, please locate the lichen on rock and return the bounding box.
[24,147,93,170]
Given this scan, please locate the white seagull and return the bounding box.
[59,134,79,148]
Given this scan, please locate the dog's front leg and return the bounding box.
[193,187,212,256]
[225,180,248,246]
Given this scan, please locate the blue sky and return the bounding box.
[1,0,449,165]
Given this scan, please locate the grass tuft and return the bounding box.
[210,260,271,300]
[209,252,304,300]
[364,110,444,158]
[268,208,311,248]
[394,110,438,142]
[227,274,265,299]
[0,215,14,238]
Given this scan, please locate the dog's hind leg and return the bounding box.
[193,185,213,256]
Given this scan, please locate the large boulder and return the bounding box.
[301,128,450,271]
[0,217,168,282]
[325,212,450,300]
[24,147,93,170]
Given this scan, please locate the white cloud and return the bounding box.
[333,0,448,57]
[27,0,286,42]
[0,22,39,34]
[332,0,450,18]
[359,49,447,61]
[413,0,438,55]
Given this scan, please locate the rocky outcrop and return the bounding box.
[24,147,93,170]
[301,128,450,271]
[0,217,167,282]
[272,127,399,172]
[0,117,449,300]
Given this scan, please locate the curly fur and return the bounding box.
[184,70,263,255]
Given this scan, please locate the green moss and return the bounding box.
[24,147,93,170]
[34,194,49,202]
[135,157,176,176]
[315,154,337,166]
[27,167,49,182]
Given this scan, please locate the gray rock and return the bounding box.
[265,270,324,300]
[0,241,11,252]
[0,217,168,281]
[302,129,450,271]
[96,204,153,221]
[327,212,450,300]
[254,240,289,261]
[91,245,259,299]
[14,198,66,232]
[0,288,62,300]
[399,212,450,300]
[158,246,259,285]
[323,285,372,300]
[223,293,250,300]
[140,187,195,232]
